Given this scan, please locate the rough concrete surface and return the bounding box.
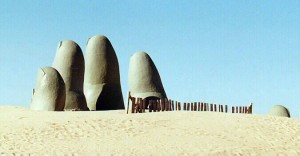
[84,35,124,110]
[52,40,88,111]
[31,67,65,111]
[128,52,167,99]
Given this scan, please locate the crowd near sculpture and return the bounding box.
[31,67,66,111]
[84,35,124,110]
[128,52,167,109]
[52,40,89,111]
[30,34,295,117]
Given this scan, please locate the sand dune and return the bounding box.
[0,106,299,155]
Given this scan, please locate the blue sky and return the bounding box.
[0,1,299,117]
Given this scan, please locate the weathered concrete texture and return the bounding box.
[269,105,290,118]
[84,35,124,110]
[31,67,66,111]
[52,40,88,111]
[128,52,167,99]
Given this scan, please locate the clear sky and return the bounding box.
[0,1,299,117]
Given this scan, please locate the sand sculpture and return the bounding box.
[269,105,290,118]
[52,40,88,111]
[31,67,66,111]
[128,52,167,101]
[84,35,124,110]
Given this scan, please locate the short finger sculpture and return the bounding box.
[269,105,290,118]
[52,40,88,110]
[31,67,66,111]
[84,35,124,110]
[128,52,167,99]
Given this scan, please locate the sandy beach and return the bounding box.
[0,106,299,155]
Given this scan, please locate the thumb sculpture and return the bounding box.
[52,40,89,111]
[269,105,290,118]
[31,67,66,111]
[84,35,124,110]
[128,52,167,100]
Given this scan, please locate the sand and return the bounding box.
[0,106,299,155]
